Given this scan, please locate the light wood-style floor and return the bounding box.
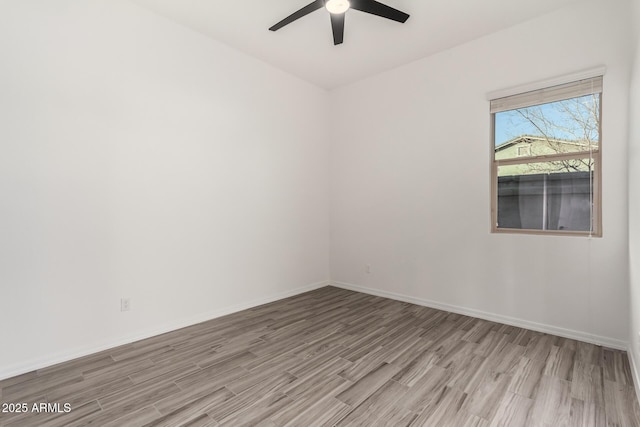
[1,286,638,426]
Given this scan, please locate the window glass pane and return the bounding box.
[497,160,594,232]
[494,94,600,161]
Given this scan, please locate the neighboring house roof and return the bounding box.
[494,135,592,153]
[495,135,596,176]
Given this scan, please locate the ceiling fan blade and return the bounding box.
[330,13,345,45]
[269,0,325,31]
[350,0,409,23]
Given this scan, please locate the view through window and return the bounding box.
[491,77,602,235]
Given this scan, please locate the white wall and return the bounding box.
[330,0,632,347]
[628,0,640,394]
[0,0,329,379]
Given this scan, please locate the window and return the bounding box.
[490,76,602,236]
[517,145,531,157]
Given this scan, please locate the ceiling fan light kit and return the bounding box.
[269,0,409,45]
[325,0,350,14]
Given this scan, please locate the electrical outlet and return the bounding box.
[365,264,371,274]
[121,298,131,312]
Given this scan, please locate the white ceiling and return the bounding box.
[131,0,582,89]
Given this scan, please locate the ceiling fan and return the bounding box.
[269,0,410,45]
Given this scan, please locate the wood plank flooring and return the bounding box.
[1,286,638,426]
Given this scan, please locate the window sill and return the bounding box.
[491,227,601,237]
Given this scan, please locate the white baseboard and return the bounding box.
[628,347,640,405]
[331,281,628,350]
[0,280,329,381]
